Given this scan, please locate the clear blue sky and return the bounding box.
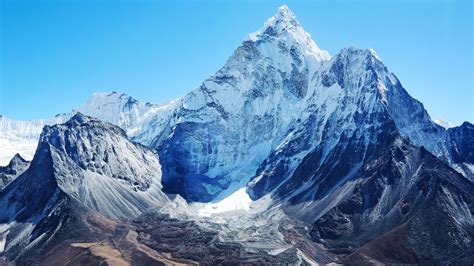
[1,0,472,125]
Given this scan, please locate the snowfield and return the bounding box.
[197,188,252,216]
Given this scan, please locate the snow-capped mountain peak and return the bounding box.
[74,91,149,131]
[74,91,180,145]
[6,154,27,166]
[0,91,180,165]
[247,5,330,63]
[267,5,300,30]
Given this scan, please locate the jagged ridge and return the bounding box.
[0,113,171,260]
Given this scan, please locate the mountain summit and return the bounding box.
[247,5,330,63]
[151,6,474,205]
[155,6,337,202]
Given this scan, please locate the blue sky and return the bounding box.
[1,0,472,125]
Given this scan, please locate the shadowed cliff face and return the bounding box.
[307,139,474,259]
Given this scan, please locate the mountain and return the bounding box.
[0,113,313,264]
[75,91,180,146]
[155,5,473,203]
[0,113,172,260]
[0,154,29,191]
[446,122,474,179]
[1,5,473,264]
[0,92,178,165]
[153,5,474,262]
[156,5,333,201]
[337,140,474,264]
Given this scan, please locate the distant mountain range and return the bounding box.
[1,5,473,264]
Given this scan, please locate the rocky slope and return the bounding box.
[0,113,172,260]
[446,122,474,180]
[308,138,474,262]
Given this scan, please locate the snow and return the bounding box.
[0,237,5,253]
[0,221,37,255]
[0,138,36,166]
[0,92,179,166]
[0,6,472,264]
[153,5,339,200]
[246,5,330,63]
[0,4,469,209]
[0,115,67,165]
[75,92,180,146]
[440,185,473,226]
[452,163,474,181]
[198,188,252,217]
[0,223,8,253]
[434,118,454,129]
[466,163,474,173]
[297,249,319,265]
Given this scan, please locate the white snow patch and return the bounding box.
[0,224,9,253]
[198,188,252,217]
[297,249,319,265]
[434,117,454,129]
[267,247,289,256]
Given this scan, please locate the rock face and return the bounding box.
[308,139,474,260]
[446,122,474,180]
[39,113,171,219]
[0,113,170,260]
[0,154,29,191]
[246,47,398,201]
[448,122,474,164]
